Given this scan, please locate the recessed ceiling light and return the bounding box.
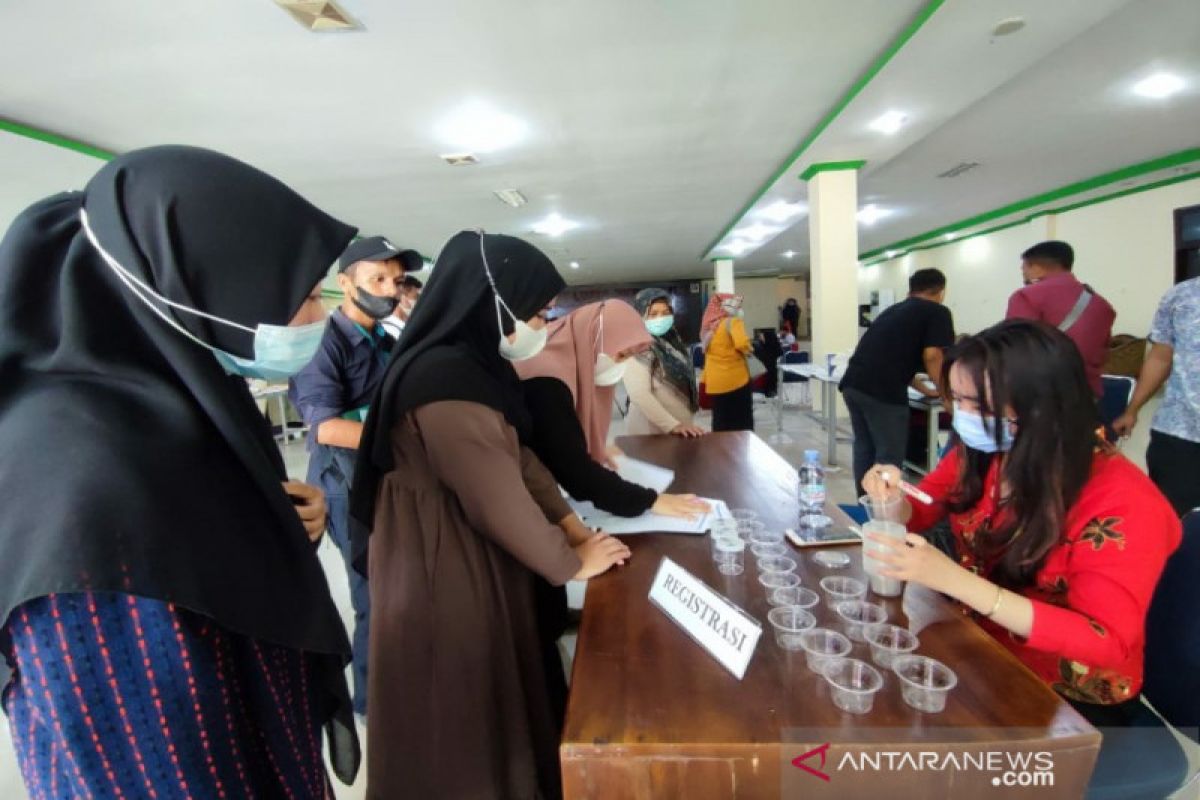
[723,240,754,256]
[1133,72,1185,100]
[435,100,527,153]
[734,222,781,242]
[943,233,957,241]
[783,250,796,259]
[758,200,805,223]
[868,110,908,135]
[569,261,580,269]
[531,213,579,238]
[494,189,527,208]
[857,204,890,225]
[885,250,901,258]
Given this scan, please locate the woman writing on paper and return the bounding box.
[624,288,705,437]
[701,293,754,431]
[864,321,1179,727]
[350,231,630,799]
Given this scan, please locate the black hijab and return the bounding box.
[350,230,565,565]
[0,146,361,782]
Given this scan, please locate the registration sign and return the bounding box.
[648,557,762,679]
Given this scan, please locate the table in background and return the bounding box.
[904,386,945,476]
[249,382,302,443]
[561,431,1099,799]
[775,363,851,467]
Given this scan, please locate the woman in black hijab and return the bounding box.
[0,146,360,796]
[350,230,630,799]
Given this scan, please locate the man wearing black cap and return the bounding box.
[289,234,415,718]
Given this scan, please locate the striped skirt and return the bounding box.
[2,592,332,799]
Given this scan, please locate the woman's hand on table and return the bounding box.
[283,480,326,542]
[866,531,960,595]
[651,493,711,520]
[603,444,626,470]
[572,533,632,580]
[670,423,707,438]
[558,513,598,547]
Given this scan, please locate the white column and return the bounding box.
[713,258,735,293]
[805,164,861,415]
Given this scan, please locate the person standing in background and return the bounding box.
[288,234,405,719]
[0,146,361,796]
[839,268,954,495]
[380,260,424,338]
[1005,240,1116,396]
[1113,276,1200,515]
[625,288,704,436]
[780,296,801,338]
[702,293,754,432]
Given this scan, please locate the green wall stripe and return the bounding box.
[861,169,1200,266]
[799,160,867,181]
[860,148,1200,260]
[0,118,115,161]
[699,0,945,259]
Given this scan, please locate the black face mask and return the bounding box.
[352,286,399,319]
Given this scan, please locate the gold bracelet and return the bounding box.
[984,586,1004,618]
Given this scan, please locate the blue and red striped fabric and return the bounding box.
[2,592,332,799]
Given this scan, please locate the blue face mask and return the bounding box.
[952,404,1016,453]
[645,315,674,337]
[81,209,325,381]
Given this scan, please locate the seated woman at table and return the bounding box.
[624,288,705,437]
[865,320,1180,726]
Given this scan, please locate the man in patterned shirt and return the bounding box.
[1114,276,1200,515]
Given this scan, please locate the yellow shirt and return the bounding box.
[702,317,752,394]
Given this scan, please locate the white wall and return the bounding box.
[702,275,807,336]
[859,178,1200,469]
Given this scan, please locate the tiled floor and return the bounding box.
[3,392,1198,799]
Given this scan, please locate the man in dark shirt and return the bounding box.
[839,268,955,495]
[289,235,406,717]
[1005,240,1115,395]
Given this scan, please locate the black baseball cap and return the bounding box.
[338,235,403,272]
[396,249,425,273]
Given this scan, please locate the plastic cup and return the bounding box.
[751,542,788,560]
[822,658,884,714]
[819,575,866,603]
[863,623,920,668]
[731,508,759,523]
[711,531,740,562]
[748,528,785,547]
[736,519,765,539]
[859,494,907,598]
[812,550,851,569]
[714,537,745,576]
[767,606,816,650]
[769,586,819,609]
[892,655,958,713]
[834,600,888,642]
[710,518,739,539]
[757,556,797,575]
[798,628,852,674]
[758,571,800,591]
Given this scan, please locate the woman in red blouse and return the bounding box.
[866,320,1180,726]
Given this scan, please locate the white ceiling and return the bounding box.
[1,0,1197,283]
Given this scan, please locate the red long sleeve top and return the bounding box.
[908,447,1180,705]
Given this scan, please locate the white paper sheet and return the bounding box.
[612,454,675,493]
[568,497,730,536]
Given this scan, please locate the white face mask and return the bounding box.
[594,353,626,386]
[80,209,324,380]
[478,233,548,362]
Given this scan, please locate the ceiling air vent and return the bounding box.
[440,153,479,166]
[274,1,360,31]
[937,162,981,179]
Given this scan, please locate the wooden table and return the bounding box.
[561,432,1100,799]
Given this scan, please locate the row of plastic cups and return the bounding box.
[822,654,959,715]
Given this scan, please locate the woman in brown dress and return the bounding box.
[351,230,631,799]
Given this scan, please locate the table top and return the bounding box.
[780,363,842,381]
[562,431,1096,752]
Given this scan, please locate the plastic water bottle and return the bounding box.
[798,450,827,515]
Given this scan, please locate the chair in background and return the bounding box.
[779,351,811,407]
[1099,374,1136,441]
[1084,509,1199,799]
